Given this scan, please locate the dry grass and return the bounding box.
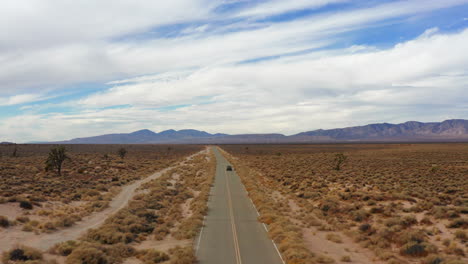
[2,245,43,263]
[46,149,215,264]
[222,144,468,264]
[0,144,201,233]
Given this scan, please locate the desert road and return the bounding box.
[196,147,283,264]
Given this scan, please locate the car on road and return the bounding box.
[226,165,233,171]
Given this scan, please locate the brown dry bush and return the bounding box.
[49,240,79,256]
[326,233,343,243]
[0,216,10,228]
[0,144,202,232]
[66,246,108,264]
[137,249,169,264]
[2,245,42,263]
[73,150,215,263]
[167,246,196,264]
[65,242,134,264]
[221,144,468,263]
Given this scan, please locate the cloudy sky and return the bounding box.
[1,0,468,142]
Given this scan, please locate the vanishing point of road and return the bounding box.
[196,147,284,264]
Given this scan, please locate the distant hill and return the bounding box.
[50,119,468,144]
[57,129,227,144]
[0,142,15,145]
[293,119,468,141]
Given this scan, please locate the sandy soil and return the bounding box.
[134,235,191,252]
[0,150,205,255]
[303,228,385,263]
[181,198,193,218]
[0,203,24,219]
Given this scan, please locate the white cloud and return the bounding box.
[1,1,468,141]
[1,0,467,94]
[0,93,47,106]
[2,28,467,142]
[81,28,468,107]
[234,0,348,18]
[0,0,215,50]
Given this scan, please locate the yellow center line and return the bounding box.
[225,168,242,264]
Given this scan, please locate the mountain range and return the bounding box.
[46,119,468,144]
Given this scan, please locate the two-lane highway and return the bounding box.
[196,147,283,264]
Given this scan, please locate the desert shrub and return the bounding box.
[50,240,79,256]
[2,245,42,263]
[420,216,433,225]
[15,216,29,223]
[22,223,34,232]
[385,216,417,228]
[421,254,444,264]
[153,225,170,240]
[444,242,465,256]
[397,229,427,245]
[454,230,466,241]
[86,226,133,244]
[66,246,108,264]
[359,223,372,232]
[319,198,340,214]
[173,218,202,240]
[316,254,335,263]
[402,215,418,226]
[447,218,467,228]
[19,200,33,210]
[375,251,394,261]
[351,209,369,222]
[399,241,436,257]
[54,216,77,228]
[0,216,10,227]
[369,206,384,214]
[137,249,169,264]
[168,246,196,264]
[40,221,56,232]
[105,243,135,260]
[326,233,343,243]
[340,255,351,262]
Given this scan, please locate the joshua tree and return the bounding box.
[11,145,18,157]
[45,146,70,176]
[334,153,347,171]
[118,147,127,159]
[166,147,172,156]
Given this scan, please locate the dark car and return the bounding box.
[226,165,233,171]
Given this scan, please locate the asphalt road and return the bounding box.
[196,147,284,264]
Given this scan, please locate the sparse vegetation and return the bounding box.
[340,255,351,262]
[50,240,80,256]
[137,249,169,264]
[65,244,112,264]
[19,200,33,210]
[53,149,215,263]
[0,215,10,227]
[0,144,201,233]
[326,233,343,243]
[2,245,43,263]
[222,144,468,264]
